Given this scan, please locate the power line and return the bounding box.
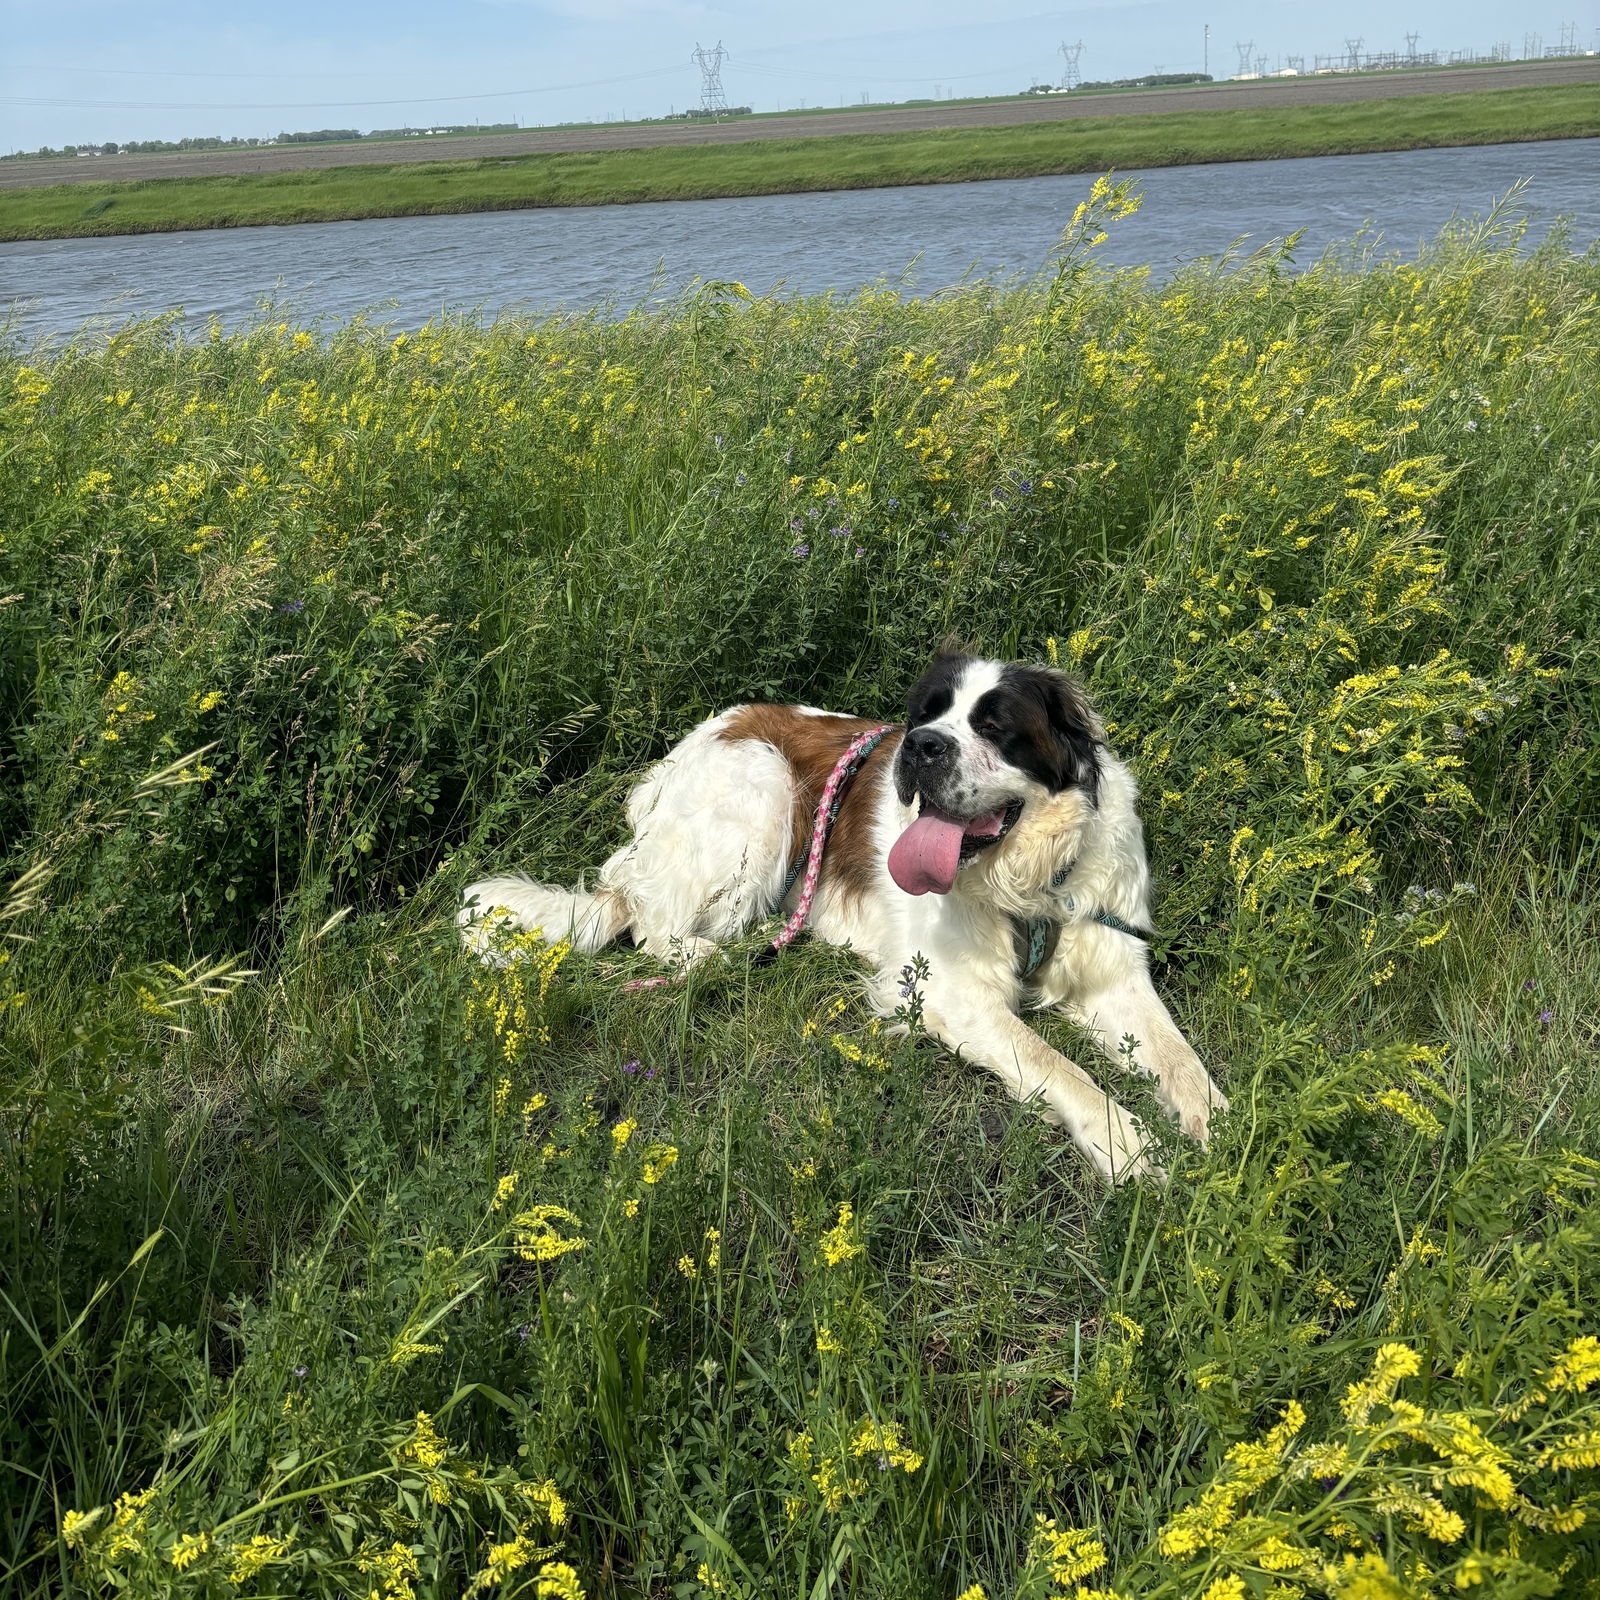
[690,41,731,116]
[1058,40,1084,91]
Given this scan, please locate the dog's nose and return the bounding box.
[905,727,955,765]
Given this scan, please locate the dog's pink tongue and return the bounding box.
[888,806,1006,896]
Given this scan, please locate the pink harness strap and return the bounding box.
[621,723,893,992]
[768,724,893,954]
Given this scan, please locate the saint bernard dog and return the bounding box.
[460,651,1227,1182]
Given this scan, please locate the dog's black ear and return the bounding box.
[1034,668,1102,801]
[906,648,969,727]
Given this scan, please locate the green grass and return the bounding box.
[2,84,1595,241]
[3,191,1600,1599]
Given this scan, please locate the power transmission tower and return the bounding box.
[1522,31,1541,59]
[1254,53,1268,75]
[1344,37,1365,70]
[1235,40,1255,75]
[690,41,730,116]
[1059,40,1084,90]
[1404,32,1420,62]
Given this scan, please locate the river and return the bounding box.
[2,138,1595,339]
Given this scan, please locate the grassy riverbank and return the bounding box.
[3,83,1595,241]
[4,192,1600,1598]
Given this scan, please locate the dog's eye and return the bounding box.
[972,719,1001,741]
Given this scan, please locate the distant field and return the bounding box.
[3,56,1593,190]
[2,83,1595,241]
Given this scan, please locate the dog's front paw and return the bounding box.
[1082,1099,1164,1186]
[1172,1078,1230,1147]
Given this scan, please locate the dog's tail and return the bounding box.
[458,874,631,963]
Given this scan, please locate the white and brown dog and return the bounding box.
[460,651,1227,1182]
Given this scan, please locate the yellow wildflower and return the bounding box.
[1542,1427,1600,1469]
[1543,1335,1600,1394]
[610,1118,637,1151]
[518,1478,569,1527]
[512,1205,587,1262]
[535,1558,585,1598]
[641,1144,678,1184]
[356,1541,420,1599]
[817,1203,863,1267]
[169,1531,213,1571]
[848,1420,922,1472]
[225,1533,291,1585]
[400,1411,449,1469]
[1341,1343,1421,1424]
[1031,1516,1107,1586]
[61,1507,104,1546]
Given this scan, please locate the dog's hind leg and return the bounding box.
[458,874,631,964]
[460,712,798,970]
[606,717,796,966]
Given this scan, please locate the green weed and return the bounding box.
[2,188,1599,1597]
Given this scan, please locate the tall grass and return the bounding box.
[2,187,1599,1599]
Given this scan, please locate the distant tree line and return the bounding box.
[366,123,520,138]
[1078,72,1214,89]
[658,107,754,121]
[2,123,522,162]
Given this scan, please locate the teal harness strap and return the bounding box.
[1014,861,1158,984]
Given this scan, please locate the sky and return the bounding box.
[3,0,1591,152]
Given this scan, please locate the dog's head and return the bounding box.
[889,650,1101,896]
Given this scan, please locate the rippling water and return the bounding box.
[2,139,1595,339]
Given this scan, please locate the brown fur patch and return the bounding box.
[719,706,904,905]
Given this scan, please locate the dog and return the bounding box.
[459,651,1227,1182]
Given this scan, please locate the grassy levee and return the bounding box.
[2,83,1597,241]
[4,191,1600,1598]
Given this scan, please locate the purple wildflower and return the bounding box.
[517,1323,532,1340]
[293,1365,308,1378]
[644,1067,656,1080]
[886,497,900,510]
[735,473,747,487]
[623,1058,641,1074]
[855,547,865,557]
[1539,1010,1554,1027]
[790,518,805,532]
[279,599,305,615]
[1523,979,1537,991]
[793,543,810,558]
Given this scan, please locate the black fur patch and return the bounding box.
[904,649,967,732]
[971,665,1101,801]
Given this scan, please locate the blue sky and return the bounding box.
[3,0,1588,151]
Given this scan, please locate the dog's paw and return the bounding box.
[1082,1101,1163,1186]
[1173,1082,1230,1147]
